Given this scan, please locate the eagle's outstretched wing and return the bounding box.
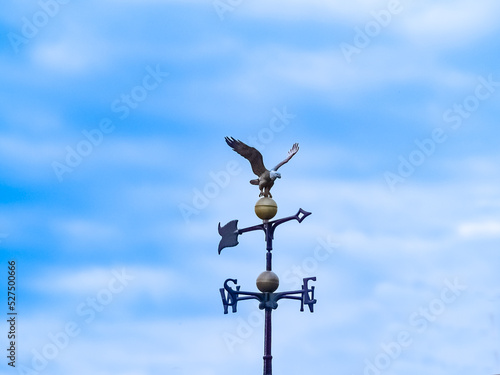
[225,137,267,176]
[272,143,299,171]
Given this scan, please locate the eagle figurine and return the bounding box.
[225,137,299,198]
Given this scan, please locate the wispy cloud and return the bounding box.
[458,220,500,239]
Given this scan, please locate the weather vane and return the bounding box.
[218,137,316,375]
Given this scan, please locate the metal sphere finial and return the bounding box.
[254,197,278,220]
[256,271,279,293]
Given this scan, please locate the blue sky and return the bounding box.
[1,0,500,374]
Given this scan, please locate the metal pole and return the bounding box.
[264,222,273,374]
[263,307,272,375]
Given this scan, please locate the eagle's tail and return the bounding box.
[250,179,259,185]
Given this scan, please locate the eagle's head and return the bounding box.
[270,171,281,180]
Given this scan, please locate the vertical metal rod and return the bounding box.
[265,222,273,252]
[265,221,273,271]
[263,307,272,375]
[264,221,273,374]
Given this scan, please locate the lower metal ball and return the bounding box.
[256,271,279,293]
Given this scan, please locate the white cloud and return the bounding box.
[400,1,500,47]
[242,0,399,21]
[0,136,64,181]
[28,13,113,74]
[31,265,178,302]
[96,138,180,169]
[32,40,106,73]
[52,218,121,244]
[458,220,500,239]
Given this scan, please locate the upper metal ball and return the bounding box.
[254,197,278,220]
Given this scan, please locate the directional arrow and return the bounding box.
[217,208,311,254]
